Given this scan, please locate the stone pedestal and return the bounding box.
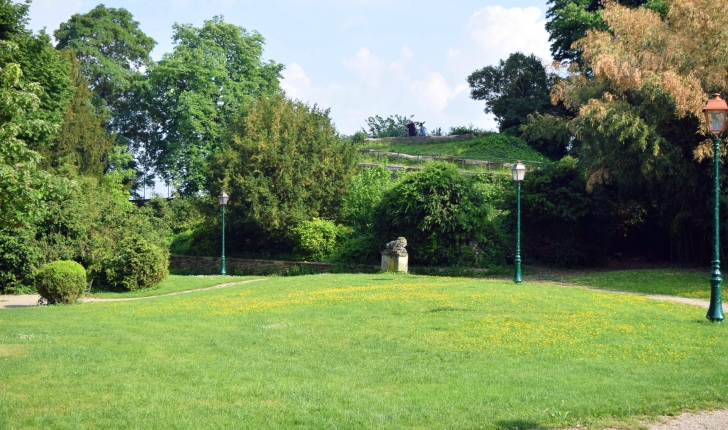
[381,250,408,273]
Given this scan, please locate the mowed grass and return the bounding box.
[1,274,727,429]
[89,275,257,299]
[563,269,710,299]
[362,135,548,162]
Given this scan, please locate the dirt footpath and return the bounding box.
[0,295,41,309]
[0,279,266,309]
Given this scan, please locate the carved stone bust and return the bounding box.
[385,237,407,252]
[381,237,408,272]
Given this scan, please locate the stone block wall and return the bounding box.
[169,255,378,276]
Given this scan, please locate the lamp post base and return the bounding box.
[707,269,724,323]
[513,258,522,284]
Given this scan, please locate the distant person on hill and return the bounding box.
[418,122,426,136]
[406,120,417,137]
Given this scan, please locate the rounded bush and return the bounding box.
[102,236,169,291]
[35,261,87,304]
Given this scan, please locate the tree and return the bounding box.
[44,53,115,180]
[545,0,660,65]
[0,52,70,230]
[552,0,728,263]
[0,0,73,151]
[363,114,414,138]
[145,16,284,194]
[0,0,29,41]
[209,93,357,251]
[54,4,156,114]
[467,52,559,137]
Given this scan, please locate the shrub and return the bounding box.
[293,218,351,261]
[372,162,506,267]
[101,236,169,291]
[341,166,397,233]
[35,260,86,304]
[449,124,491,136]
[506,156,612,267]
[331,233,382,264]
[350,131,368,145]
[0,227,42,294]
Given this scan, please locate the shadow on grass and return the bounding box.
[494,420,547,430]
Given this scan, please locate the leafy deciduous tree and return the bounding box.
[54,4,156,114]
[545,0,663,65]
[145,16,284,194]
[0,0,73,151]
[0,51,70,229]
[467,52,563,140]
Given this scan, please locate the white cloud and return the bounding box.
[400,45,414,61]
[281,62,312,100]
[342,47,389,88]
[466,6,551,60]
[282,5,551,134]
[447,6,552,78]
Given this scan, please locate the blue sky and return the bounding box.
[29,0,552,135]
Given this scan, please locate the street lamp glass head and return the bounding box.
[703,93,728,134]
[512,160,526,182]
[218,191,229,206]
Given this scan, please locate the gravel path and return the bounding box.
[646,409,728,429]
[0,279,266,309]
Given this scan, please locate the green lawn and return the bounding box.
[361,134,549,163]
[2,274,727,429]
[89,275,257,299]
[558,269,709,299]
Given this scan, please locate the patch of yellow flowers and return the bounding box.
[92,277,725,364]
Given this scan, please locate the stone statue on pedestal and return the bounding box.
[381,237,408,272]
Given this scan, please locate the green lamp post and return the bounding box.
[703,94,728,323]
[512,160,527,284]
[218,191,229,276]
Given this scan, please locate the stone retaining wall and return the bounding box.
[170,255,378,276]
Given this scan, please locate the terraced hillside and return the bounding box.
[360,133,549,163]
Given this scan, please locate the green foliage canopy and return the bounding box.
[545,0,668,65]
[44,54,115,179]
[54,4,156,114]
[0,1,73,151]
[363,114,414,138]
[510,157,612,267]
[210,93,357,251]
[372,163,505,266]
[0,53,71,230]
[145,16,284,194]
[467,52,564,142]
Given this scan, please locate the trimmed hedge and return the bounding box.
[35,261,86,304]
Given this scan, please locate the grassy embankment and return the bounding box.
[358,134,549,175]
[1,273,726,429]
